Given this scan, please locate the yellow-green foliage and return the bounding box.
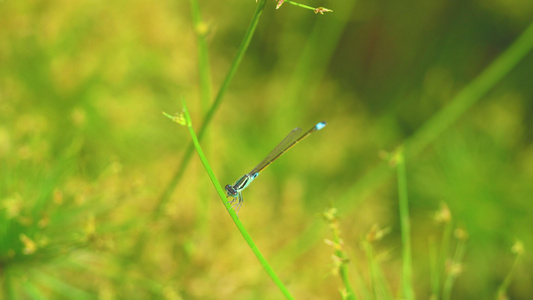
[1,0,532,299]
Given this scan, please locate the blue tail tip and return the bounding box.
[315,121,327,130]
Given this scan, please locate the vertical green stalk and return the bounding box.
[497,241,524,299]
[190,0,212,231]
[339,259,357,300]
[442,230,467,300]
[175,99,294,300]
[362,241,378,300]
[366,243,394,300]
[439,215,453,290]
[351,243,371,300]
[190,0,212,111]
[429,237,440,299]
[151,0,266,219]
[430,203,453,300]
[132,0,267,258]
[324,208,357,300]
[395,148,415,300]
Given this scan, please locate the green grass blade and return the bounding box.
[442,230,468,300]
[190,0,213,234]
[283,0,332,13]
[323,208,357,300]
[395,149,415,300]
[362,241,378,300]
[497,241,524,299]
[177,99,295,300]
[429,237,440,299]
[439,213,454,293]
[153,0,267,219]
[190,0,212,111]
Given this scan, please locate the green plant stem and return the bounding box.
[131,0,267,258]
[329,223,356,300]
[497,248,522,299]
[284,0,329,12]
[180,99,294,300]
[153,0,266,220]
[190,0,212,233]
[190,0,212,111]
[362,241,378,300]
[338,253,357,300]
[363,241,393,300]
[442,236,467,300]
[439,219,453,292]
[396,149,415,300]
[429,237,440,299]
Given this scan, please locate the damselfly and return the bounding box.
[225,121,326,212]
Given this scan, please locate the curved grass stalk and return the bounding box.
[190,0,213,233]
[282,0,332,14]
[442,229,468,300]
[177,99,295,300]
[394,149,415,300]
[497,241,524,299]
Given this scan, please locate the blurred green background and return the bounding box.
[1,0,533,299]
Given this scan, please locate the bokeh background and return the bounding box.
[1,0,533,299]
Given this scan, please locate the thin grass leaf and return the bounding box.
[442,229,468,300]
[179,98,295,300]
[394,149,415,300]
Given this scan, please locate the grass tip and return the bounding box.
[454,228,468,241]
[20,234,37,255]
[434,202,452,223]
[366,223,390,242]
[314,7,333,14]
[512,240,524,255]
[162,111,187,126]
